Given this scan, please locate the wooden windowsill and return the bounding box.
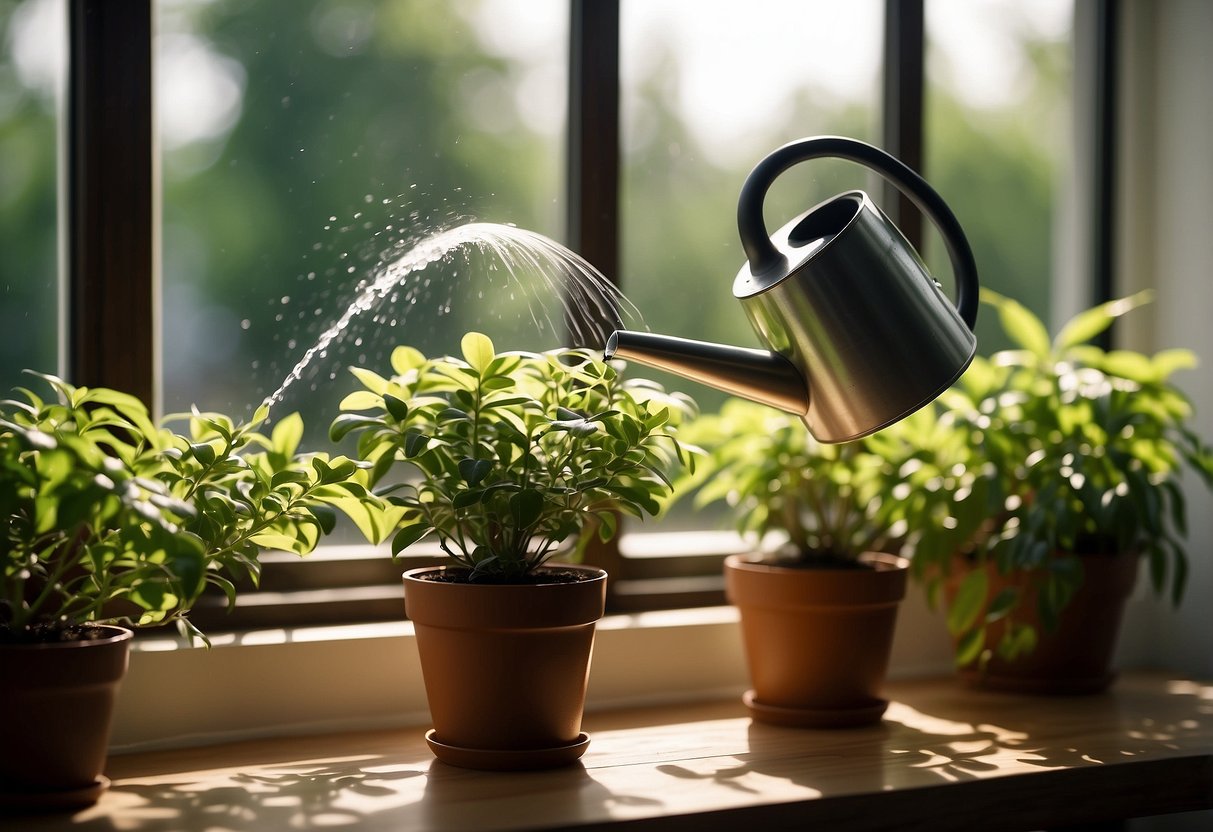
[16,673,1213,832]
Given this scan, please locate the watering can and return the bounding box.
[605,136,979,443]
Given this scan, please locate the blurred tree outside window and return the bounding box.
[924,0,1073,352]
[158,0,568,441]
[0,0,60,394]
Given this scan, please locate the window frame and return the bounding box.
[58,0,1111,630]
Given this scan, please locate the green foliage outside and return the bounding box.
[334,333,697,580]
[0,374,378,642]
[0,0,1069,436]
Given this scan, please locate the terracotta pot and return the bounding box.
[950,550,1139,694]
[0,625,132,810]
[403,564,606,770]
[725,553,908,728]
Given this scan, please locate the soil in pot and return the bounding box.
[403,564,606,770]
[725,552,908,728]
[0,624,132,811]
[950,549,1139,694]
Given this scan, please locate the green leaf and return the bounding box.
[1000,621,1038,661]
[461,332,495,373]
[984,587,1019,624]
[307,504,338,535]
[271,413,305,459]
[510,488,544,528]
[597,511,618,542]
[349,367,390,395]
[954,626,986,668]
[1151,348,1198,381]
[986,290,1050,359]
[340,390,383,411]
[391,345,426,375]
[404,431,429,457]
[452,489,484,509]
[947,568,988,637]
[249,531,311,554]
[383,394,409,421]
[191,442,217,465]
[329,413,380,442]
[391,522,431,556]
[318,494,405,545]
[1053,291,1152,352]
[458,457,492,486]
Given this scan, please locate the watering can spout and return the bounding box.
[605,331,809,417]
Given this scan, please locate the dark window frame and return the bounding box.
[62,0,1110,630]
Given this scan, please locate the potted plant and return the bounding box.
[333,332,695,769]
[905,291,1213,692]
[678,397,918,728]
[0,373,377,809]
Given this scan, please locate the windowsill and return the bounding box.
[31,673,1213,831]
[112,586,958,752]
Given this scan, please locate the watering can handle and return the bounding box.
[737,136,979,331]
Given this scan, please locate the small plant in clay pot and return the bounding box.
[679,397,921,727]
[905,291,1213,692]
[0,373,377,807]
[335,332,696,769]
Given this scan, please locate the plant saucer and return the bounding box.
[958,670,1118,695]
[0,775,110,813]
[743,690,888,729]
[425,730,590,771]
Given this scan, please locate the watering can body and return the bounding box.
[606,136,978,443]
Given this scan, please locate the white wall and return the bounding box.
[1117,0,1213,679]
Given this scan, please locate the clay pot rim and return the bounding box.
[725,552,909,609]
[725,551,908,574]
[403,564,608,630]
[402,563,607,587]
[0,624,133,652]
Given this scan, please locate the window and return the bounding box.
[924,0,1074,348]
[3,0,1102,631]
[157,0,569,425]
[0,0,60,394]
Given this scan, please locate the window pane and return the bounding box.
[925,0,1073,347]
[158,0,567,438]
[0,0,60,392]
[620,0,883,529]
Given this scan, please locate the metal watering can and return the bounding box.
[605,136,979,443]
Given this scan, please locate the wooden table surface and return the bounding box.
[8,674,1213,832]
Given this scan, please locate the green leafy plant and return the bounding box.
[0,373,381,643]
[906,291,1213,666]
[677,397,919,566]
[332,332,697,581]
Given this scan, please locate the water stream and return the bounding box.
[264,222,639,410]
